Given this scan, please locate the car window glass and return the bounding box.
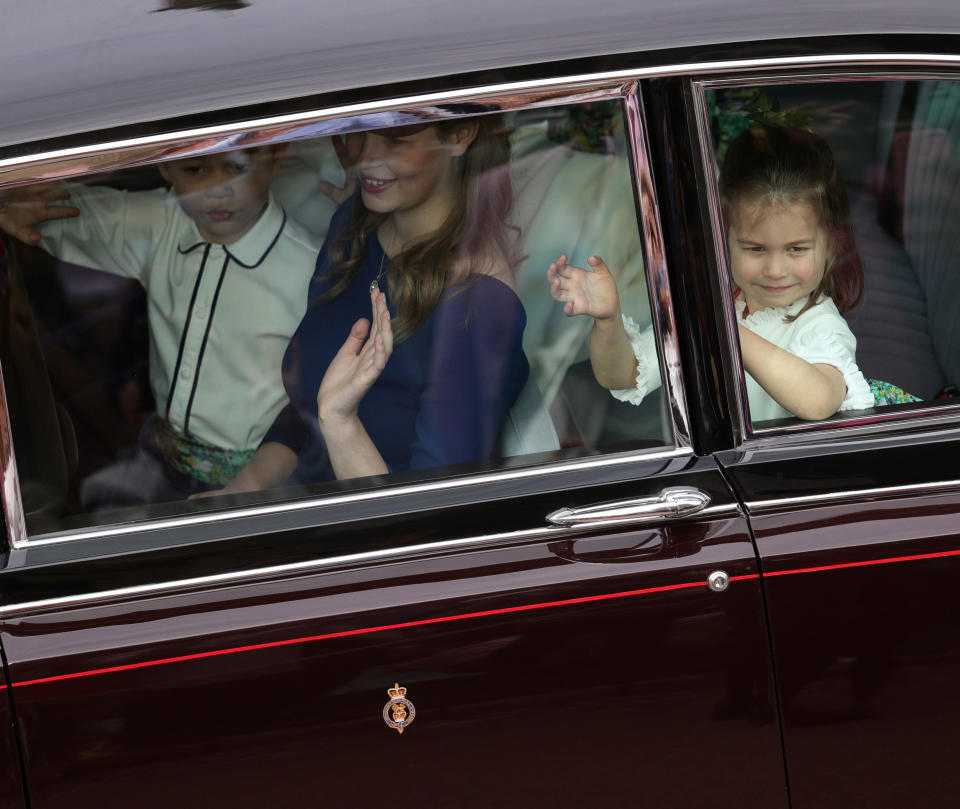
[0,100,669,539]
[704,79,960,430]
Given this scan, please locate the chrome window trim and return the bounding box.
[1,76,691,551]
[688,66,960,449]
[0,501,739,618]
[734,404,960,448]
[6,478,953,614]
[744,479,960,513]
[16,446,695,549]
[1,82,631,187]
[688,78,751,445]
[625,87,692,449]
[4,53,960,186]
[0,372,26,548]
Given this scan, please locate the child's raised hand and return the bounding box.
[0,182,79,245]
[316,286,393,426]
[316,133,360,205]
[547,254,621,320]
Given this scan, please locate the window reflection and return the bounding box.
[0,101,667,537]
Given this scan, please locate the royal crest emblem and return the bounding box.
[382,682,416,734]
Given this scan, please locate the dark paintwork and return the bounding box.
[2,0,960,151]
[5,506,786,809]
[0,680,26,809]
[0,454,788,807]
[720,441,960,807]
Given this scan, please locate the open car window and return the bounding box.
[0,99,671,541]
[699,78,960,432]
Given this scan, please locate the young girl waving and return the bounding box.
[548,124,874,423]
[214,114,528,494]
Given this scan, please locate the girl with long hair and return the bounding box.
[220,114,529,491]
[547,124,874,422]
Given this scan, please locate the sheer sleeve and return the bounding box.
[406,277,529,470]
[609,313,662,405]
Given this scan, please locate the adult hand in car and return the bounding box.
[0,182,79,245]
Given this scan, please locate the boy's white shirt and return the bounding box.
[40,186,320,450]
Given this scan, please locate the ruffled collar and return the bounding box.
[736,294,820,328]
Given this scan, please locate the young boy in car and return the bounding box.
[0,145,320,506]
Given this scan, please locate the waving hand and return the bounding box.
[317,286,393,426]
[547,253,621,320]
[0,183,79,245]
[316,133,362,205]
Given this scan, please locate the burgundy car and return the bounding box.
[1,2,959,807]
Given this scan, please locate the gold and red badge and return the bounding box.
[382,682,416,734]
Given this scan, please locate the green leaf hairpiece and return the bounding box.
[740,92,813,129]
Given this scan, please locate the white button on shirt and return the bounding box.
[40,187,320,450]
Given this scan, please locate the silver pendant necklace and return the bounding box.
[370,251,387,292]
[370,219,397,292]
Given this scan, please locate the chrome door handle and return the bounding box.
[546,486,711,528]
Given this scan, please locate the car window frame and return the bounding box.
[689,64,960,448]
[6,53,959,555]
[0,75,690,552]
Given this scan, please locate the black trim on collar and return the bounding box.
[177,238,207,255]
[225,209,287,269]
[175,208,287,265]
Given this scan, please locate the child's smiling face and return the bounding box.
[160,146,286,244]
[354,123,476,230]
[728,196,830,314]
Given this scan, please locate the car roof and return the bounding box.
[2,0,959,152]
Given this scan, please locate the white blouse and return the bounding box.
[612,296,874,423]
[40,188,320,450]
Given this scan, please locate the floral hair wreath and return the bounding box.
[740,92,813,130]
[709,90,813,160]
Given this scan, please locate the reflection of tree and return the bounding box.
[155,0,250,11]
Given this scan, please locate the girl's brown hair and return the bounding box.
[317,114,518,343]
[720,125,864,320]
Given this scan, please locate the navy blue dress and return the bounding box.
[263,202,529,484]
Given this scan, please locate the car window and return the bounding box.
[701,78,960,431]
[0,99,670,540]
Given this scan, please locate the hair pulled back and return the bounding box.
[319,113,518,343]
[720,125,864,317]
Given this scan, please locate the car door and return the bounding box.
[0,78,787,808]
[721,436,960,809]
[0,640,26,809]
[1,456,788,809]
[682,64,960,809]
